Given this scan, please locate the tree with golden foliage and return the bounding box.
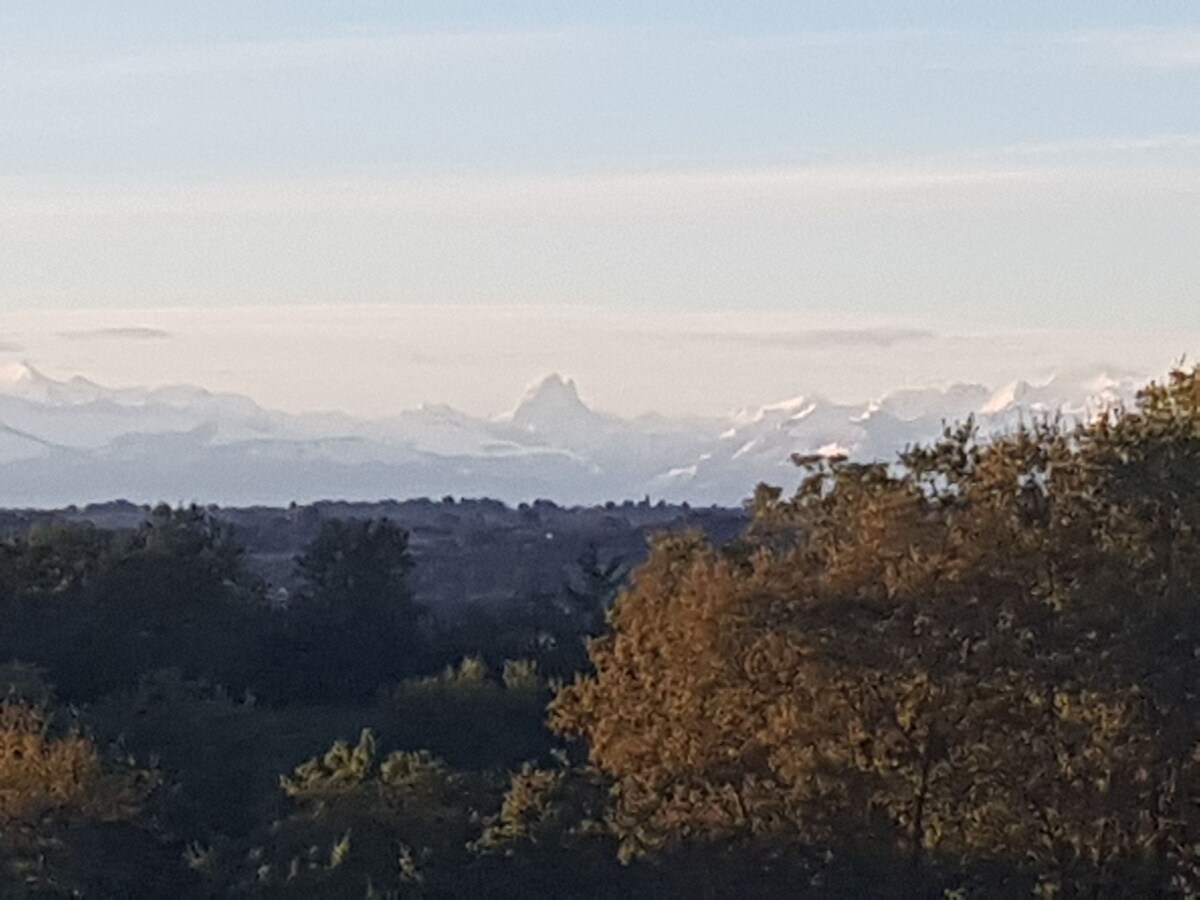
[552,367,1200,896]
[0,697,157,895]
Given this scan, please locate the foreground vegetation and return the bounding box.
[4,368,1200,895]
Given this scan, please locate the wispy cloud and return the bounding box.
[0,28,573,89]
[0,25,975,92]
[1062,29,1200,69]
[6,147,1200,227]
[992,134,1200,157]
[687,28,945,51]
[2,160,1172,222]
[59,327,171,342]
[674,327,936,351]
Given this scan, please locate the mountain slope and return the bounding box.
[0,364,1145,507]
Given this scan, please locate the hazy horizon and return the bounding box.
[1,304,1195,419]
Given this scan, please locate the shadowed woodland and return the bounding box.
[4,368,1200,896]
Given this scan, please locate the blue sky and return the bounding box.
[2,3,1198,333]
[6,2,1199,174]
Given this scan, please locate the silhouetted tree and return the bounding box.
[202,730,495,897]
[0,507,262,701]
[280,518,424,702]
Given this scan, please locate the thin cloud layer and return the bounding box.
[0,28,575,88]
[1,305,1196,421]
[5,150,1198,220]
[59,327,172,342]
[1065,29,1200,69]
[676,328,936,351]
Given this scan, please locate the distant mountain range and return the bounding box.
[0,361,1146,508]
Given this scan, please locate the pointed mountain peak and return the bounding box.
[0,361,107,406]
[504,374,602,433]
[0,361,63,399]
[981,379,1032,415]
[522,373,581,404]
[0,360,45,386]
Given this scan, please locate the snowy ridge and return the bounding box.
[0,364,1148,507]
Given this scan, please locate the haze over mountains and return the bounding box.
[0,360,1147,508]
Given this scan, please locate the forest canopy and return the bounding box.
[552,366,1200,896]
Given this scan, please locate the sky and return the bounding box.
[1,3,1199,412]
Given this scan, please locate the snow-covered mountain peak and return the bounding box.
[874,383,991,422]
[758,395,819,422]
[518,373,581,405]
[981,379,1032,415]
[0,361,49,391]
[0,361,1157,507]
[0,362,108,406]
[734,394,826,427]
[978,369,1141,420]
[505,374,598,432]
